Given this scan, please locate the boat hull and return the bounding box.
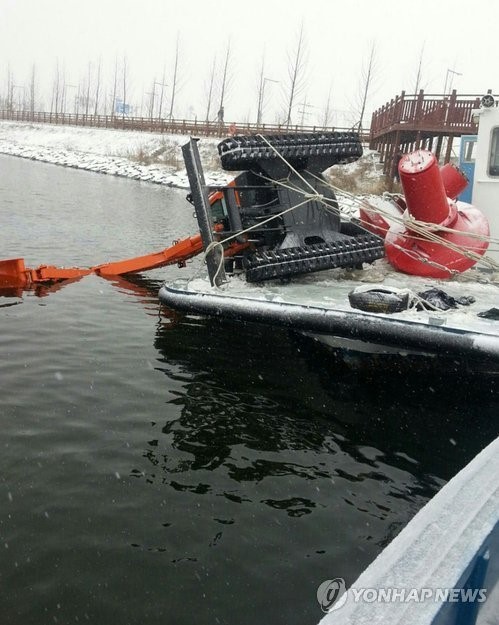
[159,282,499,368]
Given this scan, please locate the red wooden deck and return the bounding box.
[370,89,486,187]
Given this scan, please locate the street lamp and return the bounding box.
[256,77,279,126]
[444,68,462,96]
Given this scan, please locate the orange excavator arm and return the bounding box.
[94,232,206,277]
[1,177,248,294]
[0,225,248,292]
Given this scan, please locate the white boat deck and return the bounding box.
[178,258,499,339]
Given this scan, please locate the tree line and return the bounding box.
[1,29,421,130]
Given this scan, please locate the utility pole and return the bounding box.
[298,100,315,128]
[147,77,156,120]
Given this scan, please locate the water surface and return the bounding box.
[1,155,497,625]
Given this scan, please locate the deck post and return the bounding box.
[435,135,444,161]
[444,135,454,164]
[388,130,401,190]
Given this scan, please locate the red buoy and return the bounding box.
[440,162,468,200]
[399,150,451,224]
[385,150,489,277]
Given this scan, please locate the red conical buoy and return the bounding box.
[385,150,489,277]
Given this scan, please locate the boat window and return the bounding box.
[463,139,476,163]
[488,127,499,176]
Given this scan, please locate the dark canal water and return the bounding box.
[1,154,498,625]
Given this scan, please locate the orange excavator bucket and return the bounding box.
[0,257,92,290]
[0,258,30,288]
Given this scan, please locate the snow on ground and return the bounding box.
[0,120,382,193]
[0,121,231,189]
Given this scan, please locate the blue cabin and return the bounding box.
[459,135,477,203]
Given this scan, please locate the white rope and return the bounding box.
[257,134,318,196]
[203,137,499,281]
[219,195,315,246]
[204,240,227,285]
[316,175,499,271]
[274,168,499,270]
[386,240,461,276]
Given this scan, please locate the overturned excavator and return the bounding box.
[188,131,385,284]
[1,131,385,295]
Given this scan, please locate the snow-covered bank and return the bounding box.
[0,121,232,188]
[0,120,385,199]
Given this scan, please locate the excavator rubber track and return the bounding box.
[218,131,363,171]
[244,233,385,282]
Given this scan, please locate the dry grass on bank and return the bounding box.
[127,140,220,170]
[326,157,399,195]
[126,142,402,195]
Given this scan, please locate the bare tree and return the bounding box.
[85,62,91,116]
[94,57,102,116]
[6,65,14,112]
[51,60,61,115]
[321,86,333,129]
[158,63,166,119]
[217,39,232,122]
[60,71,73,114]
[413,43,425,94]
[355,41,378,132]
[168,34,180,120]
[284,23,307,127]
[110,56,118,118]
[29,64,36,115]
[255,53,265,125]
[204,55,217,124]
[122,55,128,118]
[75,83,81,115]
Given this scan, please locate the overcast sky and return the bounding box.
[0,0,496,126]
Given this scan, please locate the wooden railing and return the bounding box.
[370,90,490,138]
[0,109,370,141]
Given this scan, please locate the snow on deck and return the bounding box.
[184,259,499,338]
